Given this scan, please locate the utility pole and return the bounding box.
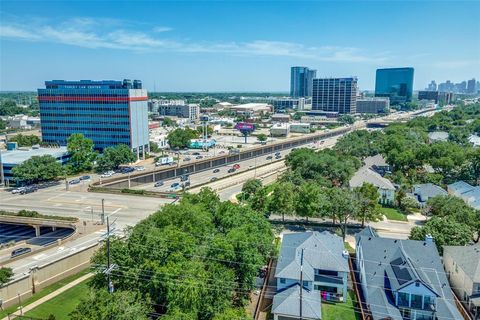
[299,248,304,320]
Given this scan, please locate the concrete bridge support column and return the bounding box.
[33,225,40,237]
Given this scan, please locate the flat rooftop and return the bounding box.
[1,147,69,165]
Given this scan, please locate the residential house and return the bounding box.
[363,154,392,176]
[428,131,449,143]
[412,183,448,207]
[443,245,480,319]
[272,231,350,320]
[355,227,463,320]
[448,181,480,210]
[350,167,396,205]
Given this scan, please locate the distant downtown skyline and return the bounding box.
[1,1,479,91]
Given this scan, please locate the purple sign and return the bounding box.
[235,122,255,132]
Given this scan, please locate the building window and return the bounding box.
[280,278,285,284]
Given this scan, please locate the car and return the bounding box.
[101,172,112,178]
[233,164,240,170]
[192,152,200,156]
[195,155,203,160]
[184,157,191,161]
[266,156,272,160]
[213,168,220,173]
[183,181,191,188]
[121,167,135,173]
[20,187,37,195]
[275,152,281,156]
[170,182,180,188]
[210,177,218,182]
[79,175,91,180]
[169,185,182,192]
[69,179,81,185]
[275,155,282,159]
[154,181,164,187]
[11,187,26,194]
[180,175,189,182]
[135,166,145,171]
[227,168,236,173]
[11,247,32,258]
[169,162,178,166]
[219,151,225,154]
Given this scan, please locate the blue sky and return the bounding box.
[1,1,479,92]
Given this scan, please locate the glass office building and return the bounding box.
[38,79,149,158]
[290,67,316,98]
[312,77,358,114]
[375,67,414,104]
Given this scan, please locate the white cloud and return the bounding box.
[0,17,390,63]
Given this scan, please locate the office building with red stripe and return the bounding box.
[38,79,149,158]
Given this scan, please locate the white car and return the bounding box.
[100,172,113,178]
[11,187,26,194]
[135,166,145,171]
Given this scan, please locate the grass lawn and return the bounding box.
[322,291,361,320]
[381,207,408,221]
[25,279,90,320]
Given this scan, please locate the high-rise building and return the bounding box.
[427,80,437,91]
[290,67,316,98]
[467,78,477,94]
[312,77,358,114]
[374,67,414,104]
[38,79,149,158]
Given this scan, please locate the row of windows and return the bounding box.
[40,101,131,105]
[41,120,130,125]
[44,133,131,139]
[38,93,130,97]
[40,113,130,118]
[42,126,130,132]
[40,106,129,110]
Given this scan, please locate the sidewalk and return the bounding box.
[2,273,93,320]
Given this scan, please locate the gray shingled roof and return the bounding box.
[355,230,463,320]
[413,183,448,203]
[272,284,322,320]
[428,131,449,142]
[443,245,480,283]
[275,231,349,282]
[363,154,389,168]
[349,167,395,190]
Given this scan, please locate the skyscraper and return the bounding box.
[38,79,149,158]
[312,77,358,114]
[427,80,437,91]
[374,67,414,104]
[467,78,477,94]
[290,67,317,98]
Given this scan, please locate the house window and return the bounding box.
[280,278,285,284]
[411,294,422,308]
[302,281,308,287]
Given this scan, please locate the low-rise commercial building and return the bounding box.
[1,146,70,185]
[290,122,311,133]
[270,123,290,137]
[158,103,199,121]
[356,97,390,114]
[271,113,291,123]
[227,103,272,117]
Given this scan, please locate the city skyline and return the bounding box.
[1,1,479,91]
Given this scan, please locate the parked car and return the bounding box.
[80,175,91,180]
[233,164,240,170]
[101,172,113,178]
[210,177,218,182]
[184,157,191,161]
[195,155,203,160]
[69,179,81,185]
[135,166,145,171]
[227,168,236,173]
[180,175,189,182]
[266,156,272,160]
[192,152,200,156]
[11,247,32,258]
[275,155,282,159]
[11,187,26,194]
[121,167,135,173]
[213,168,220,173]
[154,181,164,187]
[219,151,226,154]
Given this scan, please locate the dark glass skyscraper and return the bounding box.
[38,79,149,158]
[375,67,414,104]
[290,67,316,98]
[312,77,358,114]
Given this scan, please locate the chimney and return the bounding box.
[425,234,434,244]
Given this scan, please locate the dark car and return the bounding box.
[171,182,180,188]
[192,152,200,156]
[184,157,191,161]
[213,168,220,173]
[275,155,282,159]
[180,175,189,182]
[266,156,273,160]
[11,247,32,258]
[154,181,164,187]
[80,175,91,180]
[195,155,203,160]
[227,168,236,173]
[210,177,218,182]
[183,181,191,188]
[20,186,37,194]
[121,167,135,174]
[69,179,81,185]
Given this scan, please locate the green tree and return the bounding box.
[162,117,176,127]
[338,114,355,125]
[8,134,41,147]
[0,100,24,116]
[240,179,262,201]
[354,183,383,227]
[269,182,296,221]
[70,290,152,320]
[327,188,358,240]
[96,144,136,172]
[12,155,63,183]
[256,133,268,143]
[295,182,328,222]
[409,217,472,254]
[149,141,161,153]
[167,128,198,149]
[67,133,96,173]
[0,267,13,285]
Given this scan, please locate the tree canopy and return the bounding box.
[12,155,63,183]
[8,134,41,147]
[96,144,136,172]
[0,267,13,286]
[67,133,97,173]
[167,128,198,149]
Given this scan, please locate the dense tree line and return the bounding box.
[74,189,273,319]
[167,128,199,149]
[8,134,41,147]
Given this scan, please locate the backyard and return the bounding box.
[321,291,361,320]
[380,207,408,222]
